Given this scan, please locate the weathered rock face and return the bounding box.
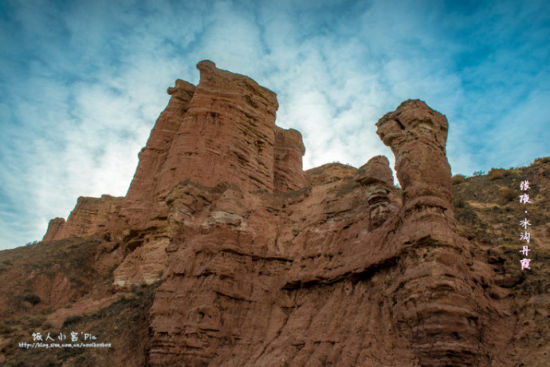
[122,79,195,227]
[153,61,279,194]
[121,60,306,228]
[356,155,395,230]
[306,162,356,186]
[4,62,548,366]
[42,217,65,241]
[42,195,124,241]
[274,127,307,192]
[376,102,490,365]
[141,98,502,366]
[376,100,453,213]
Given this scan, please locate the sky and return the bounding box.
[1,0,549,250]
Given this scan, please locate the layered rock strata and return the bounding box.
[43,195,123,241]
[44,61,307,238]
[122,60,306,228]
[27,62,540,366]
[122,79,195,226]
[144,100,496,366]
[274,127,306,192]
[376,100,492,365]
[42,217,65,241]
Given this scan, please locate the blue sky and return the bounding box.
[1,0,549,250]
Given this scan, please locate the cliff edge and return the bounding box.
[0,62,548,367]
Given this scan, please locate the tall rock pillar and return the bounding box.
[377,100,490,365]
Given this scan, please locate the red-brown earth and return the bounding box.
[0,61,548,367]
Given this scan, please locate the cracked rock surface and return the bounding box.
[1,62,548,367]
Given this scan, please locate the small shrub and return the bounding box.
[500,187,517,202]
[455,205,478,225]
[533,157,550,165]
[489,168,507,180]
[62,314,83,328]
[23,293,41,306]
[452,175,466,185]
[27,315,46,328]
[0,323,14,335]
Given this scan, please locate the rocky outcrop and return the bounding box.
[42,195,124,241]
[376,100,492,365]
[121,61,306,228]
[145,99,495,366]
[356,155,395,230]
[123,79,195,227]
[274,127,306,192]
[153,60,278,195]
[5,63,545,366]
[305,162,357,186]
[376,100,453,213]
[42,217,65,241]
[113,236,170,289]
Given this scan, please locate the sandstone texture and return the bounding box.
[122,60,306,228]
[42,217,65,241]
[1,62,548,367]
[43,195,124,241]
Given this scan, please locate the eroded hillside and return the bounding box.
[0,62,548,367]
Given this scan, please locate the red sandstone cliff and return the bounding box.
[43,195,123,241]
[0,61,548,367]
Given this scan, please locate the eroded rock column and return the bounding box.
[123,79,195,226]
[356,155,395,230]
[377,100,489,366]
[274,127,306,192]
[155,60,279,197]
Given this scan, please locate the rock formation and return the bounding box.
[121,60,306,229]
[42,217,65,241]
[356,155,395,230]
[0,61,548,366]
[376,101,490,365]
[43,195,123,241]
[122,78,195,227]
[274,127,306,192]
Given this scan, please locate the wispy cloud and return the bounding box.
[0,0,549,249]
